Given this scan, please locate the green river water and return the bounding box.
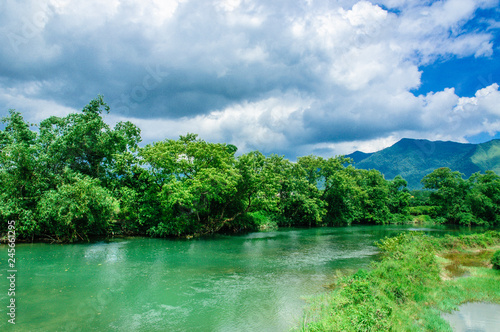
[0,225,479,331]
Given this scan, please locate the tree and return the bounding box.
[275,158,326,226]
[37,95,141,184]
[0,96,142,240]
[421,168,471,224]
[321,166,363,225]
[387,175,411,221]
[466,171,500,226]
[37,171,117,242]
[232,152,282,225]
[141,134,242,236]
[355,169,392,224]
[0,110,41,238]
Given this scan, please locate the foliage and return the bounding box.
[0,97,139,241]
[299,232,500,331]
[37,172,117,242]
[1,97,499,241]
[434,231,500,251]
[0,110,43,238]
[408,205,436,216]
[233,211,278,231]
[141,133,242,236]
[295,156,410,226]
[301,232,440,331]
[492,250,500,270]
[275,157,326,227]
[421,168,500,226]
[38,95,141,184]
[408,189,432,206]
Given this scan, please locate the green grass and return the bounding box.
[296,231,500,331]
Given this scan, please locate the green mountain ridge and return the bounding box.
[346,138,500,188]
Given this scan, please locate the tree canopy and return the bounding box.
[1,97,498,242]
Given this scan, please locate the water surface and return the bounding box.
[0,225,479,331]
[442,302,500,332]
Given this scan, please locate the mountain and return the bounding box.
[347,150,374,164]
[346,138,500,189]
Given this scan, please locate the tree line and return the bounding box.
[1,97,499,242]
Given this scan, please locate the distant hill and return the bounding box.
[346,138,500,189]
[347,151,374,164]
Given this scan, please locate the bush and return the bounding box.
[411,214,432,224]
[37,175,117,242]
[231,211,278,232]
[492,250,500,270]
[408,205,436,216]
[389,213,412,224]
[302,233,441,331]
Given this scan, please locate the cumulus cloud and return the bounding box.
[0,0,499,158]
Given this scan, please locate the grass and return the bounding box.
[296,231,500,331]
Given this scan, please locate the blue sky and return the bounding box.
[1,0,499,158]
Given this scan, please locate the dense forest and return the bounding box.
[1,97,499,242]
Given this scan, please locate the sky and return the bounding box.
[1,0,500,159]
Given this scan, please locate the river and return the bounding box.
[0,225,481,331]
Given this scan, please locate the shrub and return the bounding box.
[389,213,412,224]
[37,175,117,242]
[408,205,436,216]
[492,250,500,270]
[231,211,278,231]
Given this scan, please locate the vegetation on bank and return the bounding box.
[1,97,500,242]
[492,250,500,269]
[299,231,500,331]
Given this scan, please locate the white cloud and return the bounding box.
[341,0,388,27]
[0,0,498,158]
[108,92,312,154]
[454,83,500,120]
[104,82,500,158]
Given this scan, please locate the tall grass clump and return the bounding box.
[299,231,500,332]
[435,231,500,250]
[301,232,441,331]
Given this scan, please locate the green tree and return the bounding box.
[298,155,365,225]
[275,158,326,227]
[37,171,117,242]
[421,167,471,224]
[110,152,163,235]
[37,95,141,185]
[0,110,41,238]
[387,175,411,221]
[321,166,364,225]
[141,134,242,236]
[356,169,392,224]
[0,96,141,240]
[466,171,500,226]
[231,152,282,227]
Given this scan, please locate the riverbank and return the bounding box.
[298,231,500,331]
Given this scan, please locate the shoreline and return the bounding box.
[297,231,500,331]
[2,220,498,245]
